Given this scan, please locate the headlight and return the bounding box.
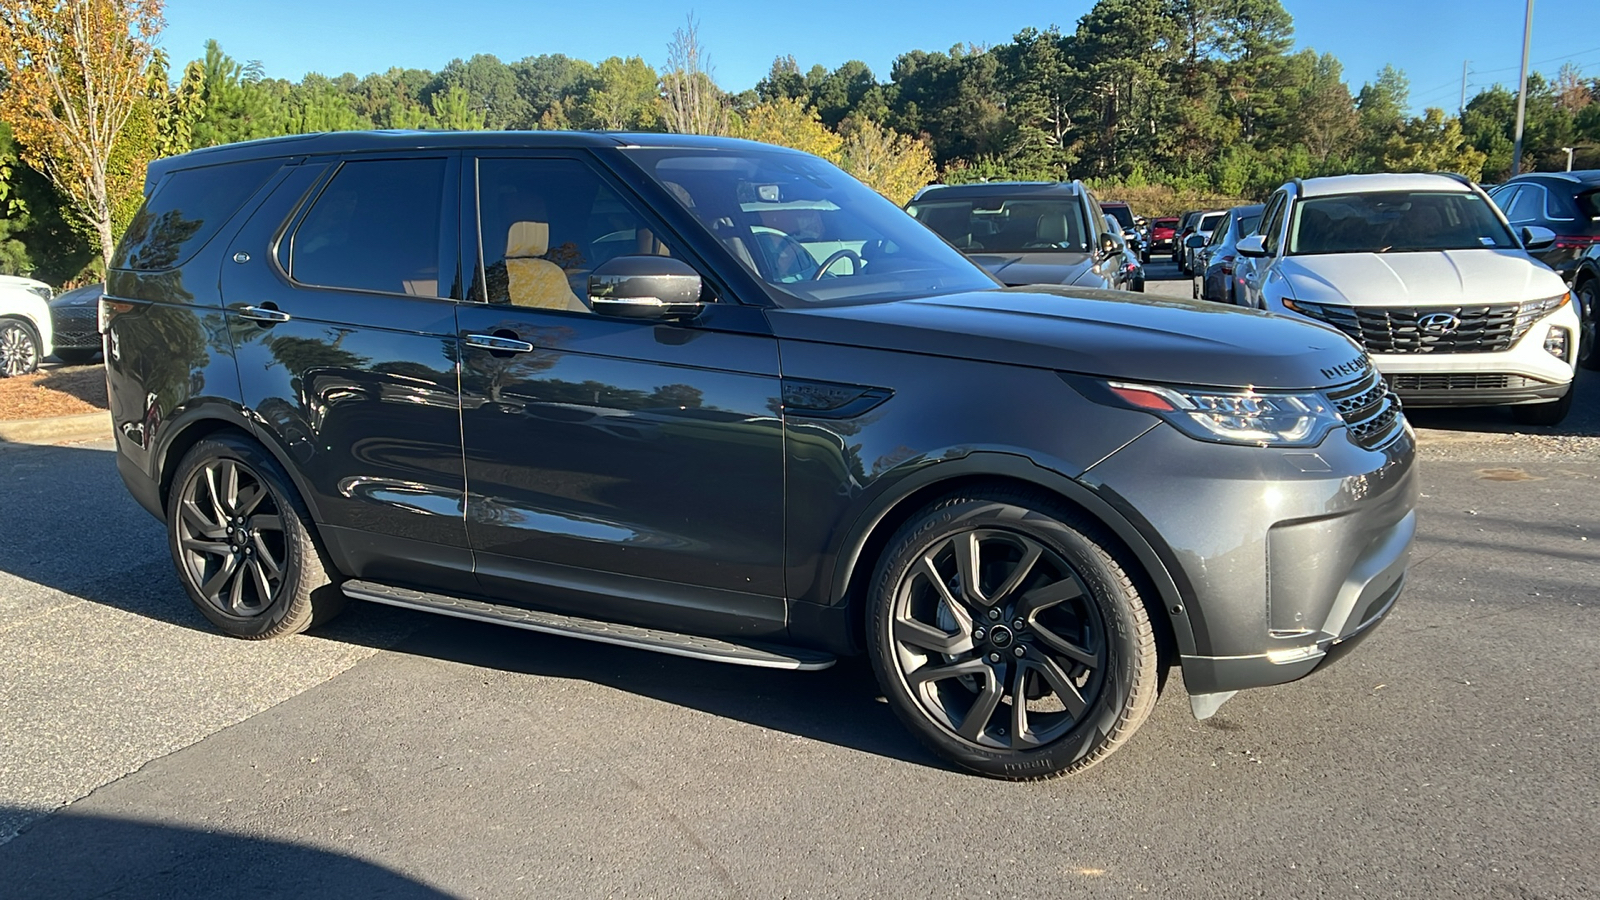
[1097,380,1342,447]
[27,285,52,302]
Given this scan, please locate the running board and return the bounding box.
[342,580,835,671]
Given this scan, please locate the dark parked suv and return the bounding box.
[906,181,1140,291]
[106,132,1417,780]
[1488,171,1600,279]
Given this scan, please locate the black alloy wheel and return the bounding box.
[0,319,41,377]
[868,488,1161,780]
[167,434,345,638]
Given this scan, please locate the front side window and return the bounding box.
[473,157,684,313]
[1288,191,1519,255]
[624,147,995,306]
[1261,194,1288,254]
[1503,185,1543,223]
[1104,205,1135,230]
[291,158,447,296]
[1206,214,1231,247]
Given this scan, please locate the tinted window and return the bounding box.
[1504,185,1542,223]
[1238,214,1262,235]
[1262,195,1288,254]
[1104,205,1135,229]
[909,195,1090,254]
[291,158,446,296]
[1198,212,1225,232]
[473,157,685,311]
[113,159,282,271]
[1206,214,1230,246]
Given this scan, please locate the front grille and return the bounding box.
[1324,366,1403,450]
[1290,296,1566,354]
[1387,373,1549,392]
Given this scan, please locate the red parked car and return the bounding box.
[1149,216,1179,256]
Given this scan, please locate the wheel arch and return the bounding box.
[153,410,326,527]
[826,452,1197,662]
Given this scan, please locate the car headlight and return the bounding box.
[27,285,52,302]
[1093,380,1343,447]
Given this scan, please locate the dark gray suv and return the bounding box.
[104,132,1416,780]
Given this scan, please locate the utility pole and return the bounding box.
[1460,60,1469,116]
[1511,0,1534,175]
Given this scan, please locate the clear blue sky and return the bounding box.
[161,0,1599,113]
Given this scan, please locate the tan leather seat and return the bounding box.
[505,221,586,312]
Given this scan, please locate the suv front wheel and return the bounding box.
[868,487,1161,780]
[0,318,41,377]
[167,434,346,638]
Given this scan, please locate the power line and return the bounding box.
[1470,44,1600,76]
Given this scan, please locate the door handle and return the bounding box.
[237,305,292,323]
[464,333,534,354]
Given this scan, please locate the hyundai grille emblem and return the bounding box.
[1417,312,1461,335]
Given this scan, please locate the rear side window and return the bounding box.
[290,158,447,297]
[113,159,282,271]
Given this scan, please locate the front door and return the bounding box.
[455,154,786,638]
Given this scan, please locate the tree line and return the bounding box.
[3,0,1599,287]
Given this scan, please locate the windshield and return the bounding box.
[621,147,996,306]
[1289,191,1518,255]
[907,195,1091,255]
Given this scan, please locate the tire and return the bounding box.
[866,487,1161,780]
[1511,385,1574,427]
[0,318,41,377]
[53,347,100,365]
[166,433,346,639]
[1576,277,1598,371]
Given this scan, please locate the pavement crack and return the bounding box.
[620,772,740,896]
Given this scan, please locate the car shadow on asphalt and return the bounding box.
[1405,368,1599,437]
[0,808,454,899]
[0,441,942,772]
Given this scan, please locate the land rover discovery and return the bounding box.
[105,132,1416,780]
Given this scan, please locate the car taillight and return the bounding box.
[1553,235,1600,250]
[98,296,133,334]
[1221,254,1236,275]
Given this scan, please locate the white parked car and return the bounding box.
[0,274,54,377]
[1237,173,1579,426]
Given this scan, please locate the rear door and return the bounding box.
[222,153,472,589]
[453,152,787,638]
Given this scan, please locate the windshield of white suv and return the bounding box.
[622,147,997,306]
[1288,191,1518,255]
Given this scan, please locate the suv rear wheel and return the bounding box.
[167,434,345,638]
[867,487,1161,780]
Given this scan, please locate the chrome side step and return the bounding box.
[342,580,836,671]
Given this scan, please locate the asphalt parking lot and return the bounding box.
[1,271,1596,898]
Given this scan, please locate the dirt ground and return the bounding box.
[0,365,108,421]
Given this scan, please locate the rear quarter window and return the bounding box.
[112,159,283,271]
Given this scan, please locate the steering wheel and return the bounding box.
[812,248,863,280]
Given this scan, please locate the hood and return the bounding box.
[767,287,1368,390]
[1280,250,1568,306]
[51,283,105,307]
[0,274,50,293]
[966,252,1102,288]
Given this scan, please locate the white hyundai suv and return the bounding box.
[1237,173,1579,426]
[0,274,54,377]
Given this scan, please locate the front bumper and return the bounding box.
[1081,414,1418,703]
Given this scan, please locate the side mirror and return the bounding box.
[1521,225,1556,251]
[1236,234,1268,258]
[1184,234,1206,249]
[1099,232,1123,260]
[588,256,704,320]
